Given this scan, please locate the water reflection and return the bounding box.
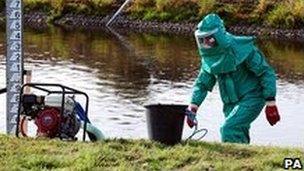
[0,27,303,146]
[259,39,304,81]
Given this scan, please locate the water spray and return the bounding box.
[106,0,133,26]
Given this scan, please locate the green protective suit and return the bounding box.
[191,14,276,143]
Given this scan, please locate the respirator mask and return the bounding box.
[195,28,218,49]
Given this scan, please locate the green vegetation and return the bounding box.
[128,0,304,28]
[266,0,304,28]
[0,134,303,170]
[0,0,303,28]
[128,0,200,22]
[21,0,116,16]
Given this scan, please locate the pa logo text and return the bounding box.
[284,158,303,170]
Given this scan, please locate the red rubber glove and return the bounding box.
[265,101,280,126]
[186,104,198,128]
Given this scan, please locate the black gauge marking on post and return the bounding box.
[6,0,23,134]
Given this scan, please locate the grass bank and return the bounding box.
[0,135,303,170]
[128,0,304,28]
[0,0,304,29]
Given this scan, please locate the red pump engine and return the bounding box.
[20,94,80,139]
[34,107,61,138]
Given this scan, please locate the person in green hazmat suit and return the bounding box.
[187,14,280,144]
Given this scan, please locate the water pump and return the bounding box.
[16,83,104,141]
[20,94,81,139]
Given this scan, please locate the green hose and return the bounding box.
[81,121,105,141]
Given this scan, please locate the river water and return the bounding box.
[0,27,303,147]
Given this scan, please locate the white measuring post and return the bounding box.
[6,0,23,134]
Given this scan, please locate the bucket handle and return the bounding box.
[185,109,208,141]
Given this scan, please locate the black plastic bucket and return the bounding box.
[145,104,187,145]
